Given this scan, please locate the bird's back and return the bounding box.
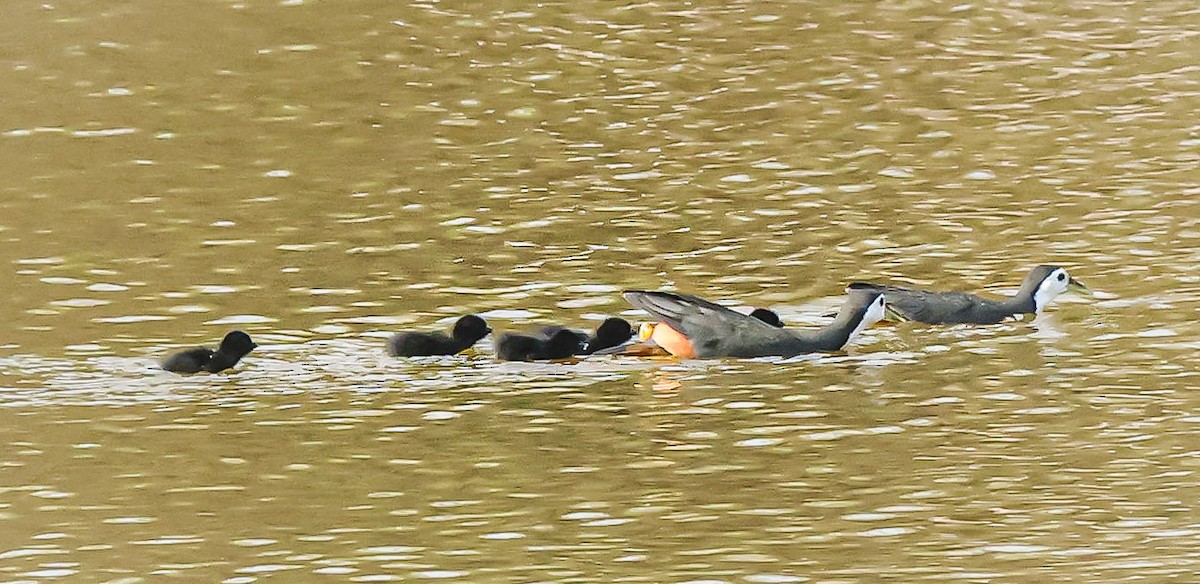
[161,347,215,374]
[497,329,584,361]
[387,332,455,357]
[495,333,541,361]
[849,282,1012,324]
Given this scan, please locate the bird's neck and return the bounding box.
[813,312,867,351]
[1002,293,1038,315]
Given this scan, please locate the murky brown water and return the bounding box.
[2,0,1199,581]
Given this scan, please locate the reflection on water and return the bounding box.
[2,0,1200,581]
[5,322,1200,581]
[4,343,1200,581]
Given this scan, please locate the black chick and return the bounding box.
[577,317,634,354]
[161,330,257,374]
[748,308,783,327]
[386,314,491,357]
[496,328,587,361]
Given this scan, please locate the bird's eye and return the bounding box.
[1057,272,1066,281]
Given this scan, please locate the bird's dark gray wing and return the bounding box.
[850,282,1007,324]
[622,291,800,357]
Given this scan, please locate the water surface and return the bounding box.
[2,0,1199,581]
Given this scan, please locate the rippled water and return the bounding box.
[2,0,1199,581]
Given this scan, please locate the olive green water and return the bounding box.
[2,1,1199,582]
